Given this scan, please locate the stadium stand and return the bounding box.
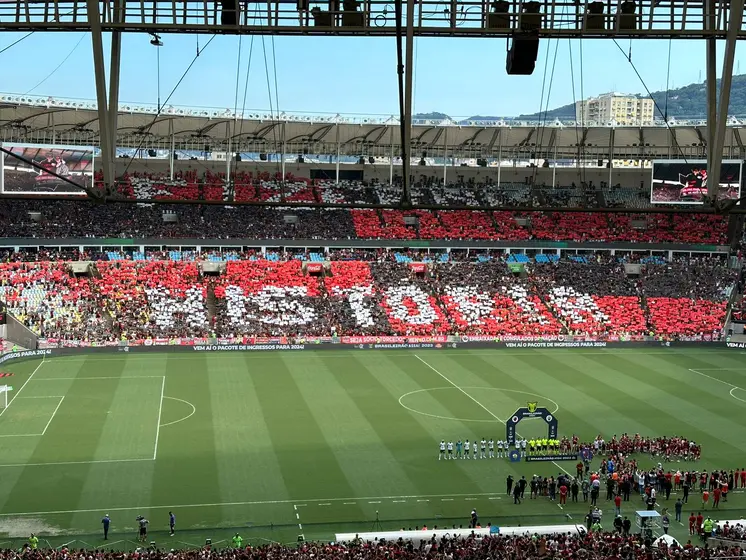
[0,174,733,243]
[7,531,742,559]
[0,254,734,342]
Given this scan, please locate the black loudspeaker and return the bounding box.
[259,153,268,161]
[597,158,603,167]
[221,0,237,25]
[147,149,157,157]
[506,33,539,75]
[368,156,375,164]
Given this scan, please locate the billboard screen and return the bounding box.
[651,159,742,205]
[1,143,94,195]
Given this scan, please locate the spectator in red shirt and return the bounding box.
[614,494,622,516]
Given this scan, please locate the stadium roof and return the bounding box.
[2,93,745,159]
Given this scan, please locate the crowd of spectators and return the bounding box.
[0,175,733,243]
[4,530,743,560]
[0,255,734,343]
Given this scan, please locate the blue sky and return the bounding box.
[0,31,740,117]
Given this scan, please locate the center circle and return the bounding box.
[730,387,746,404]
[398,387,560,423]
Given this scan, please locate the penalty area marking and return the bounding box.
[159,396,197,427]
[688,369,746,405]
[398,387,560,424]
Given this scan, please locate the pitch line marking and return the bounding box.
[688,368,746,404]
[153,376,166,460]
[159,396,197,427]
[343,502,356,505]
[0,359,44,421]
[0,491,506,517]
[40,396,64,436]
[398,386,559,424]
[0,457,153,468]
[415,355,506,422]
[43,349,739,363]
[414,354,572,477]
[33,376,166,381]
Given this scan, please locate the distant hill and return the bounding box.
[415,74,746,122]
[518,74,746,120]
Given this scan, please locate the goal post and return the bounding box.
[0,385,11,409]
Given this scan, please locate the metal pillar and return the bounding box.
[709,0,744,200]
[706,0,717,172]
[335,120,341,185]
[400,0,415,204]
[551,141,557,187]
[608,128,615,187]
[107,0,122,187]
[281,121,287,180]
[389,126,394,184]
[169,120,175,180]
[442,128,448,185]
[87,0,113,193]
[226,121,233,186]
[497,134,503,187]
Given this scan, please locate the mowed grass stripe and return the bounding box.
[0,360,52,514]
[0,356,128,528]
[68,356,166,535]
[622,351,746,400]
[246,354,366,519]
[506,351,668,437]
[318,354,473,502]
[209,356,293,527]
[386,354,497,426]
[288,354,422,502]
[439,352,608,438]
[576,353,746,455]
[150,354,222,531]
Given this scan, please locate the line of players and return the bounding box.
[438,438,528,459]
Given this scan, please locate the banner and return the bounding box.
[409,263,427,273]
[507,262,525,273]
[341,335,448,344]
[306,263,323,273]
[525,453,578,462]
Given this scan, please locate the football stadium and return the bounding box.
[1,1,746,558]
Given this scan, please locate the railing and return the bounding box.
[0,0,743,38]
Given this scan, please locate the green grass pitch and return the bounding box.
[0,348,744,549]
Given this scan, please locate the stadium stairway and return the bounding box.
[205,279,218,327]
[639,292,653,334]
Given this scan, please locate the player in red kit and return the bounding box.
[688,512,696,535]
[559,483,568,505]
[713,487,721,508]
